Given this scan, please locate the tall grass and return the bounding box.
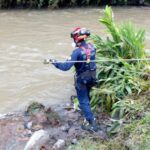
[90,6,150,116]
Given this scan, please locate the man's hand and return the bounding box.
[43,59,50,64]
[43,59,57,64]
[49,59,57,64]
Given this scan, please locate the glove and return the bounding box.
[43,59,50,64]
[49,59,57,64]
[43,59,57,64]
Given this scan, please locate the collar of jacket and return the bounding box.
[78,41,87,47]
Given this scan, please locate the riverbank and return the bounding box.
[0,90,150,150]
[0,101,109,150]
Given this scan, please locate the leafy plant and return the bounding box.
[90,6,149,115]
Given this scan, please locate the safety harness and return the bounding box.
[80,43,92,64]
[75,43,97,85]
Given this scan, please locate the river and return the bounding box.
[0,7,150,114]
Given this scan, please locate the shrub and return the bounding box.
[90,6,149,116]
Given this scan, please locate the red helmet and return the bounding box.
[71,27,90,43]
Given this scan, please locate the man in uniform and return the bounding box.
[49,27,98,132]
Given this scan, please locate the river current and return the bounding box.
[0,7,150,113]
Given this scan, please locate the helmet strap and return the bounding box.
[73,39,82,47]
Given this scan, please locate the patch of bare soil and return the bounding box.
[0,102,110,150]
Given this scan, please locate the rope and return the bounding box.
[45,58,150,63]
[0,57,149,75]
[1,57,150,63]
[46,58,150,76]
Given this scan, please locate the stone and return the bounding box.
[24,121,33,129]
[46,109,61,127]
[52,139,65,150]
[32,124,43,131]
[68,127,77,138]
[64,102,73,111]
[24,129,49,150]
[67,110,79,121]
[16,124,25,133]
[34,111,47,124]
[71,138,77,145]
[40,145,47,150]
[26,102,45,116]
[60,124,70,132]
[24,129,33,137]
[97,130,108,141]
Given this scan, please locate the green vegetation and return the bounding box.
[90,6,150,118]
[68,112,150,150]
[68,92,150,150]
[68,138,111,150]
[0,0,149,8]
[67,6,150,150]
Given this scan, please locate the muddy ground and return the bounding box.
[0,102,110,150]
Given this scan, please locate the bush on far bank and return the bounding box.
[0,0,150,9]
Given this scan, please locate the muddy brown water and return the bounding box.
[0,7,150,114]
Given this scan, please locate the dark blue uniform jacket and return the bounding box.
[53,41,96,76]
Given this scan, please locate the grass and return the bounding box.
[67,111,150,150]
[67,138,108,150]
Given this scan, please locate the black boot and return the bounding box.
[81,119,98,132]
[89,119,98,132]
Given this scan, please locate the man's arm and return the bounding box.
[52,50,78,71]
